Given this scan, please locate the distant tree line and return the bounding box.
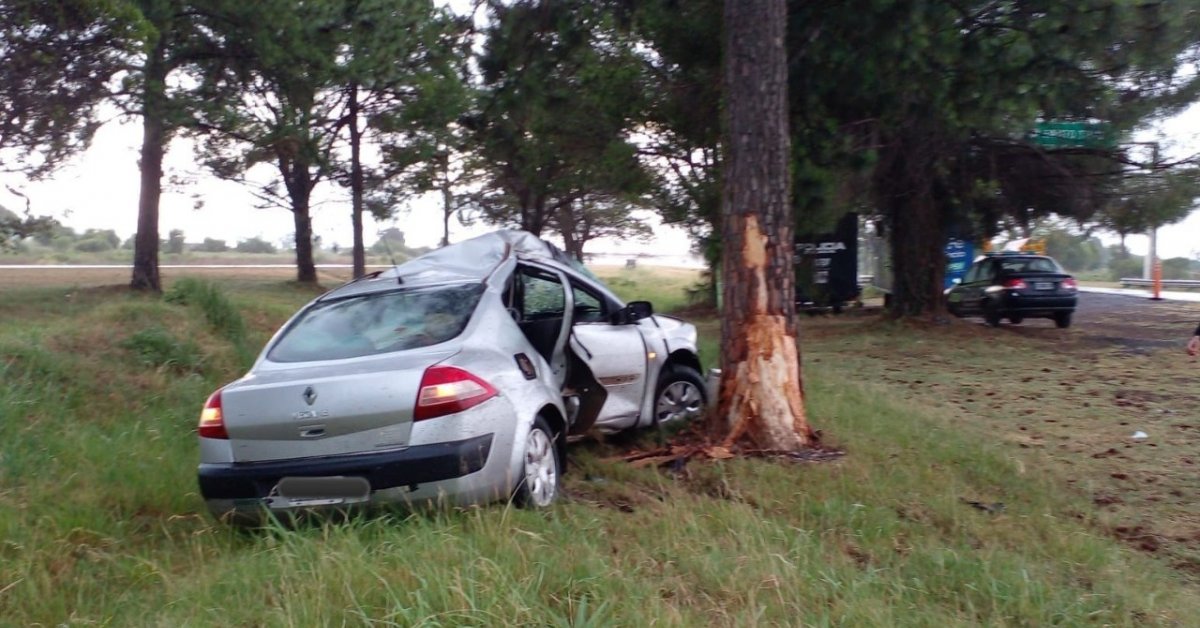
[1,0,1198,316]
[1,219,423,262]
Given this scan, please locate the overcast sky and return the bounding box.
[0,87,1197,262]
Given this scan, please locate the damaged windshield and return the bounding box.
[268,283,484,362]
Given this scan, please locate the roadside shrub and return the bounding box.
[1163,256,1198,280]
[1107,255,1143,282]
[166,278,246,347]
[196,238,228,252]
[235,236,276,254]
[120,327,203,373]
[74,237,114,253]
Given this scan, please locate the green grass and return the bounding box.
[2,270,1200,625]
[591,265,706,314]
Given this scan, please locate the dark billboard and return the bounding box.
[795,212,859,308]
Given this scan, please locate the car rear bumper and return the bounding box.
[199,433,494,515]
[1003,294,1076,314]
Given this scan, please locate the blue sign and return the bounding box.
[944,238,973,289]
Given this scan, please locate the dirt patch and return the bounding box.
[1113,525,1166,553]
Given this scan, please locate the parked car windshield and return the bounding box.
[268,283,485,362]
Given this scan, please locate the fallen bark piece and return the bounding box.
[705,446,735,460]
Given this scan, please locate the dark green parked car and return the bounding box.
[946,253,1078,328]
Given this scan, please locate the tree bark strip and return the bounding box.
[713,0,814,450]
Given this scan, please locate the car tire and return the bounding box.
[983,301,1002,327]
[1054,312,1072,329]
[1008,315,1023,325]
[654,364,708,426]
[513,416,559,508]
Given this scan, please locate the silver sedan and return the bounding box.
[197,230,707,522]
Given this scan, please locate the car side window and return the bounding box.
[962,263,980,284]
[520,269,565,319]
[981,260,998,282]
[571,284,608,323]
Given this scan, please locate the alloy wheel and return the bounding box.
[656,381,704,424]
[522,427,557,507]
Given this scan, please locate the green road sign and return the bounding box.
[1030,120,1114,149]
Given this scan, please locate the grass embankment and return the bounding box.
[2,269,1199,625]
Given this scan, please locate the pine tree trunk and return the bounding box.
[288,161,317,284]
[441,194,452,247]
[878,137,947,319]
[440,152,452,247]
[130,43,168,293]
[887,192,946,317]
[556,201,582,260]
[348,83,366,279]
[713,0,814,451]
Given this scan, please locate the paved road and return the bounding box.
[1000,291,1200,353]
[1080,285,1200,303]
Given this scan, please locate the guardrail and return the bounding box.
[1118,277,1200,290]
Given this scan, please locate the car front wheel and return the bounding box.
[654,365,708,426]
[514,417,559,508]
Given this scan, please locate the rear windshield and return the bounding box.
[268,283,484,363]
[999,257,1061,274]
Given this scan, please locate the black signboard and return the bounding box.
[795,212,859,308]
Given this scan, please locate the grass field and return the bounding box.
[2,266,1200,625]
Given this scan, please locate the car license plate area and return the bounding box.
[1034,282,1054,291]
[267,476,370,509]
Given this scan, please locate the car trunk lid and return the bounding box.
[221,351,452,462]
[1004,272,1074,295]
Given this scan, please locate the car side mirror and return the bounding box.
[611,300,653,325]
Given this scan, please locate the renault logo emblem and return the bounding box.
[302,386,317,406]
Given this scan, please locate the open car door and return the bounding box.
[511,264,573,389]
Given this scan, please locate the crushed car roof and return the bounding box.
[320,230,570,300]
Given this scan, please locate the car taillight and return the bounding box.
[1061,278,1077,290]
[1002,278,1027,290]
[414,366,498,421]
[198,389,228,439]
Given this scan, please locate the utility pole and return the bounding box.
[1141,142,1160,281]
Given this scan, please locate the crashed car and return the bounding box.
[197,230,707,522]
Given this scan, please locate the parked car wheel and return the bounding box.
[1008,315,1024,325]
[514,417,559,508]
[654,365,707,426]
[984,301,1003,327]
[1054,311,1072,329]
